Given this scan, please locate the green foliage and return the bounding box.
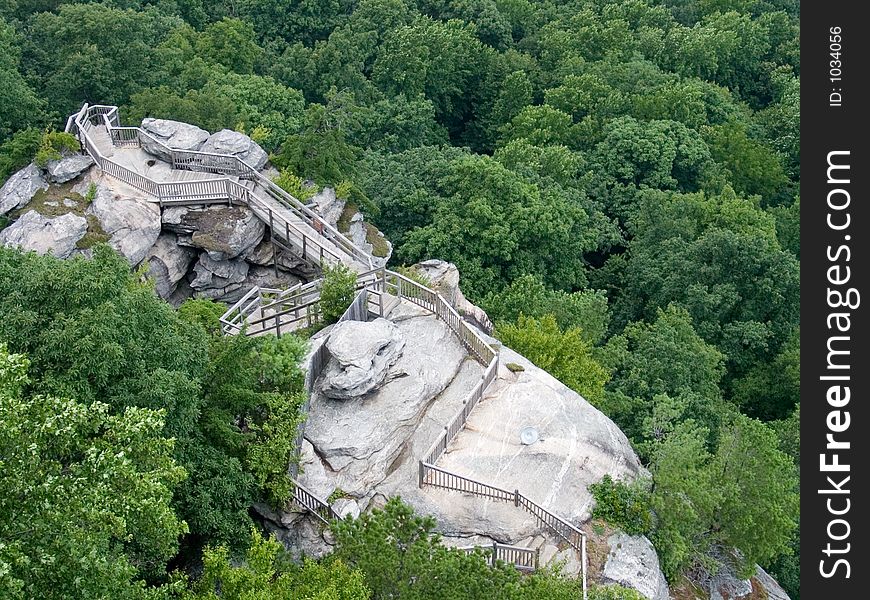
[319,262,358,324]
[332,497,582,600]
[0,127,40,184]
[273,169,316,201]
[183,530,370,600]
[177,299,228,337]
[648,415,798,580]
[483,274,610,344]
[497,314,609,405]
[273,103,359,185]
[33,130,80,167]
[590,475,652,535]
[588,584,647,600]
[0,247,307,557]
[2,0,802,590]
[0,344,187,600]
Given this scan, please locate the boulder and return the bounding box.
[145,233,197,299]
[220,266,303,304]
[201,129,268,170]
[308,187,345,230]
[305,311,468,496]
[706,561,791,600]
[603,533,670,600]
[0,210,87,259]
[87,184,161,266]
[44,153,94,184]
[0,164,48,215]
[140,118,209,162]
[413,259,493,333]
[320,318,406,400]
[333,498,361,521]
[189,253,249,301]
[162,205,265,260]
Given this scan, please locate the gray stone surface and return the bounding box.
[0,210,87,258]
[140,118,209,161]
[220,266,303,304]
[706,562,791,600]
[320,318,406,400]
[201,129,269,170]
[145,233,197,299]
[87,184,161,266]
[753,566,790,600]
[414,259,493,334]
[44,153,94,184]
[0,164,48,215]
[424,338,645,537]
[189,253,249,300]
[308,187,345,230]
[303,312,467,496]
[162,205,265,260]
[603,533,670,600]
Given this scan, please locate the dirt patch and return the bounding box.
[670,574,709,600]
[581,519,618,584]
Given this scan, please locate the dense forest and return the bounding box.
[0,1,800,599]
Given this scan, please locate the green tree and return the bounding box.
[182,530,370,600]
[482,274,609,344]
[497,314,609,405]
[712,414,798,574]
[319,262,358,324]
[0,344,187,600]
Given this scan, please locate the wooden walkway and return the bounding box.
[71,104,373,273]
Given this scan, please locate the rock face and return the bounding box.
[140,118,209,161]
[0,210,87,258]
[304,308,469,497]
[189,253,249,300]
[162,205,265,260]
[201,129,268,170]
[320,318,406,400]
[706,562,791,600]
[88,184,161,266]
[44,153,94,184]
[603,533,670,600]
[0,164,48,215]
[308,187,345,230]
[413,259,493,333]
[145,233,198,299]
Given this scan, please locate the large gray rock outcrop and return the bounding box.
[145,233,197,299]
[44,153,94,184]
[603,533,670,600]
[304,309,468,496]
[162,205,265,260]
[0,164,48,215]
[413,259,493,333]
[0,210,87,258]
[140,118,209,162]
[88,184,161,266]
[201,129,268,170]
[320,318,406,400]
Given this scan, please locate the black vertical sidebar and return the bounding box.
[801,1,868,598]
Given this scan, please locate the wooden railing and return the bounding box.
[457,542,539,572]
[291,479,340,525]
[69,104,373,271]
